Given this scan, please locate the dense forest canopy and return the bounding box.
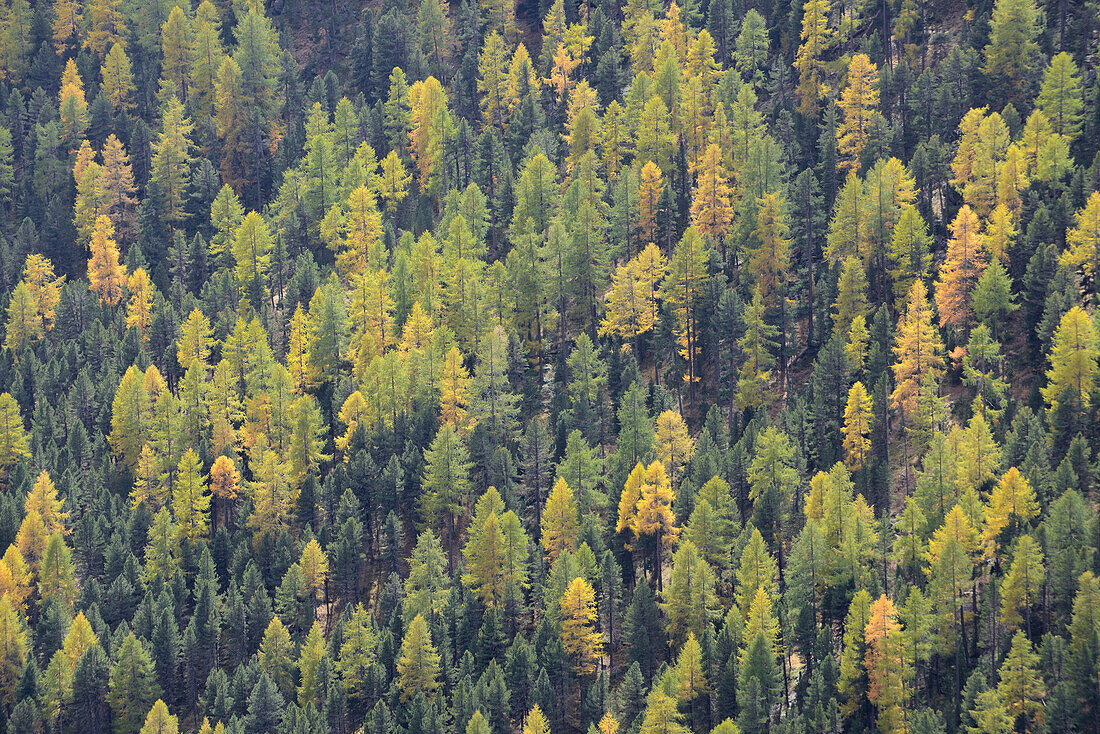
[0,0,1094,731]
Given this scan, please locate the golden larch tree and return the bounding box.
[87,215,126,307]
[837,54,879,171]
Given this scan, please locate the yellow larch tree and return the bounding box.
[837,54,879,171]
[541,477,580,562]
[637,161,663,244]
[653,409,694,487]
[177,309,213,372]
[560,576,604,674]
[125,268,154,343]
[58,59,88,144]
[864,594,910,734]
[600,243,668,353]
[795,0,834,118]
[21,254,63,334]
[52,0,83,53]
[4,283,40,353]
[100,42,134,112]
[690,144,734,247]
[100,134,137,239]
[1060,191,1100,297]
[935,205,988,330]
[842,381,873,471]
[632,460,680,589]
[982,466,1038,552]
[890,280,945,418]
[87,215,126,307]
[1042,306,1098,419]
[26,472,68,538]
[83,0,126,56]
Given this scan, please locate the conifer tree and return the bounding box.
[795,0,834,118]
[138,700,177,734]
[653,410,693,487]
[560,576,603,675]
[837,54,879,171]
[1037,52,1083,141]
[397,614,441,700]
[1042,306,1098,421]
[982,0,1041,105]
[150,97,194,226]
[842,381,873,471]
[998,534,1044,636]
[891,280,944,419]
[172,449,209,543]
[542,477,580,562]
[995,632,1045,732]
[1060,192,1100,296]
[637,162,663,245]
[0,394,28,471]
[935,205,988,330]
[52,0,83,53]
[109,632,162,734]
[982,467,1038,551]
[100,43,134,113]
[87,215,126,307]
[690,144,734,247]
[59,59,89,144]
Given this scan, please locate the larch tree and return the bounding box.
[58,59,88,146]
[637,161,663,245]
[541,477,580,562]
[690,143,734,247]
[795,0,834,118]
[83,0,125,56]
[208,455,240,532]
[935,205,989,330]
[27,471,68,536]
[0,394,28,471]
[748,191,792,308]
[631,461,680,590]
[52,0,83,53]
[1042,306,1098,421]
[160,6,192,103]
[172,449,209,543]
[842,381,873,471]
[982,0,1041,106]
[138,700,177,734]
[4,282,41,352]
[1060,192,1100,297]
[864,594,910,734]
[982,467,1039,551]
[1038,52,1083,141]
[560,576,604,675]
[891,280,945,419]
[0,593,26,707]
[999,534,1044,636]
[438,346,471,432]
[100,135,137,239]
[151,97,194,226]
[232,211,273,299]
[397,614,441,700]
[125,268,154,343]
[600,243,668,353]
[653,410,694,487]
[995,632,1046,732]
[177,309,213,372]
[837,54,879,171]
[100,43,134,113]
[660,227,710,395]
